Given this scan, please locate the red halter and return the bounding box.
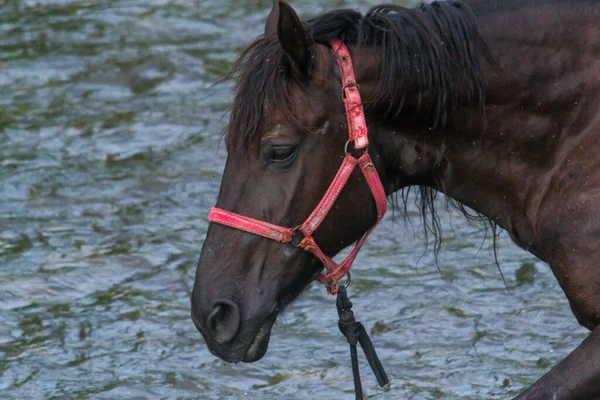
[208,40,387,294]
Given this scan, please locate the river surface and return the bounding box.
[0,1,588,399]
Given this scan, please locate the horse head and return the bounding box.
[191,1,385,363]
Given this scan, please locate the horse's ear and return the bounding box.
[277,1,314,79]
[264,0,280,36]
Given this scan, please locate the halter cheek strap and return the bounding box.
[208,39,387,295]
[331,39,369,150]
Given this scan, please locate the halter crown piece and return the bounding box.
[208,39,387,295]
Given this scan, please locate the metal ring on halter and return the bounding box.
[344,140,367,157]
[337,272,351,288]
[344,139,352,155]
[289,226,308,248]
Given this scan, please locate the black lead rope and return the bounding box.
[336,286,390,400]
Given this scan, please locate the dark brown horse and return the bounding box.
[191,0,600,398]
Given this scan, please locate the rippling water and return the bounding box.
[0,1,588,399]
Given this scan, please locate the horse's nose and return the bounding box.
[206,300,241,345]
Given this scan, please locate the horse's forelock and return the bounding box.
[224,37,292,158]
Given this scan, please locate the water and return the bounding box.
[0,1,587,399]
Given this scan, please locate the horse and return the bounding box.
[191,0,600,398]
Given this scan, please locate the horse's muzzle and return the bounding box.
[191,297,277,363]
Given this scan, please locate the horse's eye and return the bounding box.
[271,146,296,163]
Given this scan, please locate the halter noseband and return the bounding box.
[208,39,387,295]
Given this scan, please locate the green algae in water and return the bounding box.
[251,373,291,389]
[515,262,536,285]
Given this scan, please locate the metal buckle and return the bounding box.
[341,82,360,101]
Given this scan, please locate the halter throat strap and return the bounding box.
[207,39,387,294]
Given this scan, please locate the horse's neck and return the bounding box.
[369,3,600,257]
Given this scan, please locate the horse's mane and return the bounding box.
[466,0,599,15]
[226,1,493,156]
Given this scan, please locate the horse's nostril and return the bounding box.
[207,300,240,345]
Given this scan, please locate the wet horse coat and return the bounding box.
[192,0,600,398]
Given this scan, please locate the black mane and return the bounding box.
[226,0,493,157]
[308,1,491,120]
